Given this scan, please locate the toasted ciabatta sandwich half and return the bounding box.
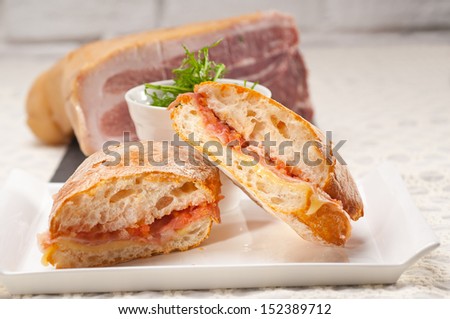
[169,82,363,246]
[39,142,221,268]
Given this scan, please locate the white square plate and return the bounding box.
[0,163,439,294]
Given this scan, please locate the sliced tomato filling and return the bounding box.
[195,93,243,145]
[41,203,219,248]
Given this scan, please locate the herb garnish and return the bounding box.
[145,39,226,107]
[243,80,259,90]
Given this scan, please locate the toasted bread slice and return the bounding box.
[26,11,312,155]
[170,82,363,245]
[39,142,221,268]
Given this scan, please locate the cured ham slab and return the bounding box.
[26,11,313,155]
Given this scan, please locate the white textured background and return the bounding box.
[1,0,450,45]
[0,0,449,298]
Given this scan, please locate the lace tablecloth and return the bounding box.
[0,44,449,298]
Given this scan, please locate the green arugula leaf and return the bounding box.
[145,40,227,107]
[250,81,258,90]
